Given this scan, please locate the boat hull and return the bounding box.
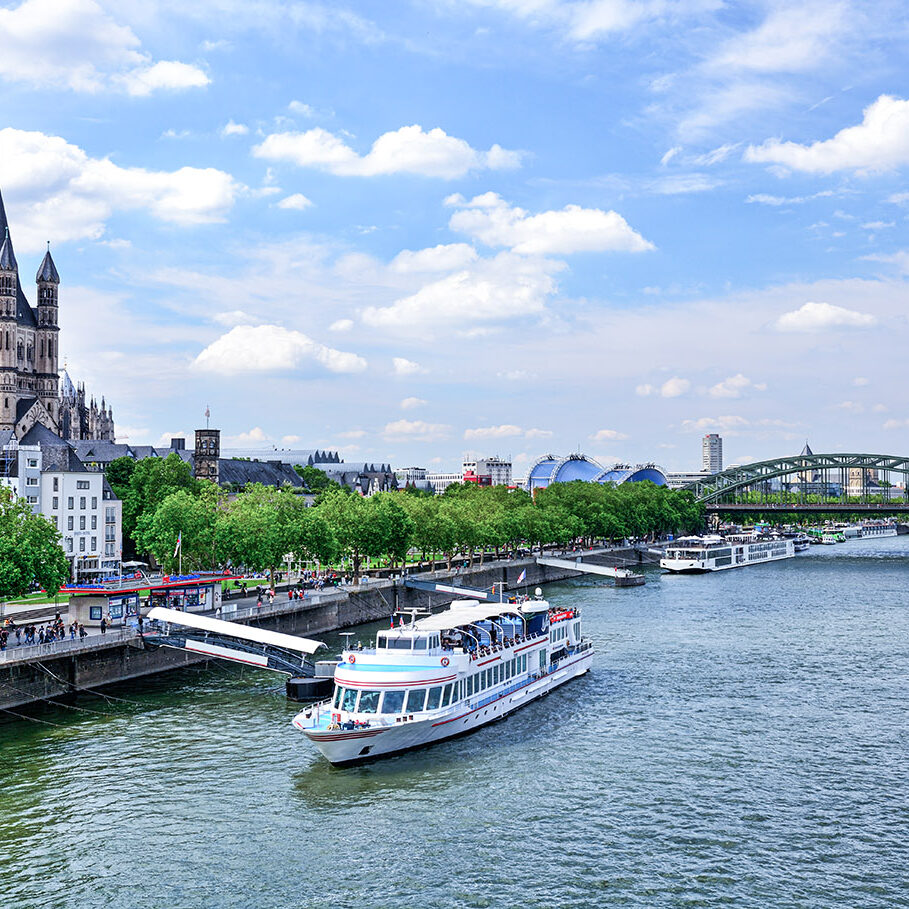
[296,649,593,765]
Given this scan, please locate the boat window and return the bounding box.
[333,686,344,709]
[425,686,442,710]
[440,683,452,708]
[341,688,358,712]
[382,690,406,714]
[412,636,428,651]
[358,690,380,713]
[405,688,426,712]
[385,637,412,650]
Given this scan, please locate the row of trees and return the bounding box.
[106,455,704,582]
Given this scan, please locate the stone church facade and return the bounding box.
[0,188,114,442]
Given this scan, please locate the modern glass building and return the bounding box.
[525,454,668,491]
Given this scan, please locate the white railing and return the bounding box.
[0,627,135,664]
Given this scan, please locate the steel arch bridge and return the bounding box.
[684,453,909,512]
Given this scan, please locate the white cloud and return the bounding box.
[221,120,249,137]
[635,383,655,396]
[865,250,909,274]
[253,125,521,178]
[0,0,209,95]
[709,3,846,74]
[329,318,354,332]
[400,396,427,410]
[390,243,478,274]
[364,253,561,333]
[774,301,877,332]
[212,310,256,327]
[862,221,894,230]
[225,426,269,445]
[281,435,301,445]
[383,419,451,442]
[745,95,909,175]
[660,146,682,166]
[746,190,835,206]
[392,357,426,376]
[446,192,653,255]
[681,415,751,432]
[883,419,909,430]
[337,429,367,439]
[708,374,766,398]
[524,428,553,439]
[0,127,241,250]
[889,192,909,205]
[836,401,864,414]
[873,404,887,413]
[660,376,690,398]
[277,193,313,211]
[119,60,209,96]
[591,429,629,441]
[464,424,524,440]
[288,100,315,117]
[193,324,367,375]
[649,173,719,195]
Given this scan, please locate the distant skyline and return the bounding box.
[2,0,908,472]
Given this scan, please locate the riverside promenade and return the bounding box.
[0,547,651,712]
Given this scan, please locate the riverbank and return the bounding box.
[0,546,651,712]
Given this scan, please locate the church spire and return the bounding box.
[0,226,16,272]
[36,242,60,284]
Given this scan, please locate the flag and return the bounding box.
[390,614,395,628]
[517,569,526,584]
[174,531,182,558]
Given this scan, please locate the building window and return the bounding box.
[53,477,59,491]
[67,537,73,552]
[27,458,38,468]
[52,515,57,528]
[26,495,37,504]
[52,496,58,509]
[77,480,89,489]
[79,537,85,552]
[91,516,97,530]
[25,476,38,486]
[67,516,73,531]
[91,537,97,550]
[105,507,115,523]
[79,516,86,530]
[68,496,73,509]
[91,496,97,509]
[79,496,86,510]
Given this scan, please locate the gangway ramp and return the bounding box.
[146,607,325,675]
[536,557,645,587]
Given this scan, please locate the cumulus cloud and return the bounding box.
[392,357,426,376]
[288,100,315,117]
[225,426,269,445]
[212,310,256,327]
[364,253,562,333]
[0,127,240,250]
[390,243,477,274]
[745,95,909,174]
[464,425,524,440]
[282,435,301,445]
[329,318,354,332]
[221,120,249,137]
[591,429,629,441]
[524,428,553,439]
[883,419,909,430]
[708,374,767,398]
[0,0,209,95]
[446,192,653,255]
[383,419,451,442]
[836,401,864,414]
[681,415,751,432]
[277,193,313,211]
[252,125,521,178]
[774,301,877,332]
[400,396,427,410]
[193,324,367,375]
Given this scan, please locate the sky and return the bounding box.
[1,0,908,474]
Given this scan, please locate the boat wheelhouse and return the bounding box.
[292,593,593,765]
[660,533,795,573]
[861,520,897,538]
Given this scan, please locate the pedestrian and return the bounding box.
[78,624,87,640]
[99,617,107,635]
[256,595,262,611]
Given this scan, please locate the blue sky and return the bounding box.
[2,0,909,474]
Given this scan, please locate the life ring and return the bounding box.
[348,654,356,664]
[441,657,450,667]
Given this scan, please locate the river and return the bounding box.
[2,537,908,908]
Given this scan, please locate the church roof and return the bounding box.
[19,423,86,472]
[0,230,15,270]
[218,458,304,488]
[36,247,60,284]
[61,369,76,399]
[16,397,40,422]
[799,441,814,457]
[0,188,38,327]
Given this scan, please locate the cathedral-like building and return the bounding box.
[0,188,114,441]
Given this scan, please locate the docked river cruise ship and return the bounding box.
[292,593,593,765]
[661,534,795,573]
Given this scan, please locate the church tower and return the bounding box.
[0,220,18,431]
[195,427,220,485]
[35,244,60,425]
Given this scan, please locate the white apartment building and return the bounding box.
[702,434,723,474]
[427,472,463,495]
[0,442,43,511]
[462,456,513,486]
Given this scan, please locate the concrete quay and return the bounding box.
[0,548,648,713]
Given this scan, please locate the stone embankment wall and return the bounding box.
[0,548,648,712]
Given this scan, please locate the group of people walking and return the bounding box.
[0,615,90,650]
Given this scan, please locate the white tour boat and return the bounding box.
[292,592,593,765]
[660,534,795,573]
[861,520,897,538]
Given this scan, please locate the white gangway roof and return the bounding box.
[411,599,543,633]
[147,607,325,655]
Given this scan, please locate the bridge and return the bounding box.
[683,453,909,515]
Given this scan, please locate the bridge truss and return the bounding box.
[684,453,909,511]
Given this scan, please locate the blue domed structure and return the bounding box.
[525,455,668,491]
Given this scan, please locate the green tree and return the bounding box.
[105,456,135,498]
[0,488,70,601]
[293,464,340,493]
